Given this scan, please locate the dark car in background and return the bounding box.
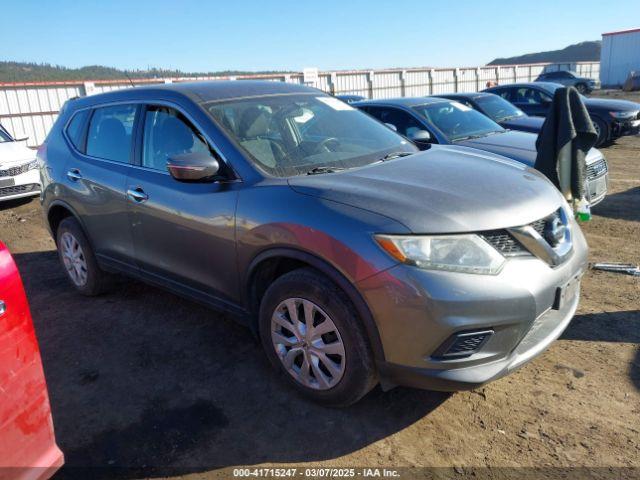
[535,70,597,94]
[354,97,608,205]
[437,92,544,134]
[483,82,640,146]
[40,81,589,406]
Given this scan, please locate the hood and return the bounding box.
[288,145,563,234]
[458,130,538,167]
[584,97,640,112]
[458,130,603,168]
[0,141,36,168]
[501,115,544,133]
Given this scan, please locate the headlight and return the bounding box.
[375,234,506,275]
[609,110,638,120]
[26,159,38,171]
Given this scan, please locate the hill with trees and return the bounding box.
[488,41,601,65]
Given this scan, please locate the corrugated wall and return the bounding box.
[0,61,600,147]
[600,30,640,87]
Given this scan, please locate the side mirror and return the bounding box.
[384,123,398,132]
[167,152,220,182]
[408,129,432,143]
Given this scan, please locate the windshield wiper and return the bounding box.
[452,134,487,142]
[306,166,346,175]
[500,114,523,121]
[380,151,414,161]
[454,131,505,142]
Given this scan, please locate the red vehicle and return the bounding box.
[0,242,63,480]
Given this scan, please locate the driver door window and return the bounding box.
[367,107,425,138]
[142,106,212,172]
[515,88,551,105]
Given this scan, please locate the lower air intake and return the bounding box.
[432,330,494,359]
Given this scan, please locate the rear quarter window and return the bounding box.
[65,110,90,152]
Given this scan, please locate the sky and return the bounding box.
[2,0,639,72]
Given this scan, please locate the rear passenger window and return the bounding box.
[86,105,137,163]
[66,110,90,152]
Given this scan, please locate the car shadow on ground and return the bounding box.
[591,186,640,222]
[0,196,34,211]
[13,251,450,479]
[561,310,640,392]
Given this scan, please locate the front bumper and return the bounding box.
[0,167,41,202]
[612,118,640,138]
[357,221,588,391]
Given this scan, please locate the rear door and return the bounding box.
[63,103,139,267]
[126,103,240,304]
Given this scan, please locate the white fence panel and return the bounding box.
[404,70,431,96]
[0,61,600,146]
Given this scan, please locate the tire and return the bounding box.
[259,268,377,407]
[56,216,109,296]
[575,83,588,94]
[592,117,608,147]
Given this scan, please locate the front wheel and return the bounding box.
[592,117,608,147]
[259,268,377,407]
[575,83,588,94]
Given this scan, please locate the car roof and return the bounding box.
[68,80,321,108]
[353,96,450,108]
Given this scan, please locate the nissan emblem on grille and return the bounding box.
[544,216,567,247]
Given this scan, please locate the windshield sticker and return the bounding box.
[317,96,355,111]
[451,102,472,112]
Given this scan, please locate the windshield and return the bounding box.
[206,94,416,177]
[475,95,525,122]
[412,101,504,142]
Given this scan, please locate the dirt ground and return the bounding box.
[0,94,638,479]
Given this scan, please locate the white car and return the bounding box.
[0,124,41,202]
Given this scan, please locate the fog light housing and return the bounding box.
[432,330,494,359]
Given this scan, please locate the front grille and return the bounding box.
[482,209,563,256]
[0,163,32,178]
[481,230,527,256]
[587,158,608,179]
[0,183,38,198]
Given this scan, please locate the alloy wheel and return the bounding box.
[593,120,601,139]
[61,232,88,286]
[271,297,346,390]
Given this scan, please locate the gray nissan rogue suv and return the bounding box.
[39,81,588,406]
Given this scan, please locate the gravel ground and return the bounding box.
[0,97,638,479]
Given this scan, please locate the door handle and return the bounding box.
[127,187,149,203]
[0,300,5,317]
[66,168,82,181]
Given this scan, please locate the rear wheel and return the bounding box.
[592,117,608,147]
[259,268,377,406]
[56,217,110,296]
[575,83,588,94]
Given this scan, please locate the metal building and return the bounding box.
[600,27,640,87]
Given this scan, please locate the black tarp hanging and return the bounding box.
[534,86,597,205]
